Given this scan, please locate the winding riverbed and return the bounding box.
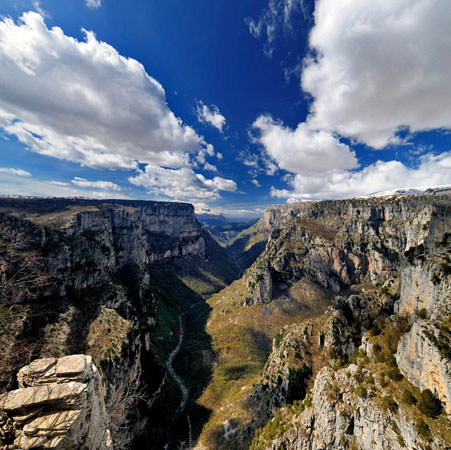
[166,315,189,414]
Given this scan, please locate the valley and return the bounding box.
[0,192,450,450]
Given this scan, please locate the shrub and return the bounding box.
[373,343,382,354]
[370,323,381,336]
[382,396,398,413]
[353,368,364,383]
[402,389,417,405]
[418,389,442,418]
[417,308,428,320]
[274,330,285,348]
[416,418,432,441]
[387,367,403,381]
[355,385,367,399]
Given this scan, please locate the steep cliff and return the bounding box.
[394,252,451,415]
[0,197,239,448]
[245,194,450,305]
[195,193,450,450]
[0,355,111,450]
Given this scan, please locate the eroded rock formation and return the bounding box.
[0,355,112,450]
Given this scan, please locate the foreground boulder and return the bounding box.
[0,355,112,449]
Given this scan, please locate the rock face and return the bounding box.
[252,365,448,450]
[238,194,450,450]
[245,194,450,305]
[395,253,451,414]
[397,320,451,414]
[0,355,112,449]
[0,197,239,447]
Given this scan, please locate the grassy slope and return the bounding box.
[176,231,241,298]
[196,277,331,449]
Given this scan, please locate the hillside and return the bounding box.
[194,193,451,449]
[0,194,450,450]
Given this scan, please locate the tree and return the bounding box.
[418,389,442,418]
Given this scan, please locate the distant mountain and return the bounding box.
[196,213,230,226]
[365,185,451,198]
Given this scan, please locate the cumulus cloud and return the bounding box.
[271,152,451,201]
[251,115,358,174]
[71,177,121,191]
[0,168,31,177]
[303,0,451,148]
[196,101,226,132]
[203,162,218,172]
[0,12,210,170]
[129,165,237,203]
[85,0,102,9]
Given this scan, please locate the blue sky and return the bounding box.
[0,0,450,218]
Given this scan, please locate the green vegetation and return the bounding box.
[416,418,432,441]
[402,389,417,405]
[418,389,442,418]
[387,367,404,381]
[355,385,368,398]
[382,396,399,413]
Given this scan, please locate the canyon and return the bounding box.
[0,193,449,449]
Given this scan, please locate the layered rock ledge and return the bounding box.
[0,355,112,450]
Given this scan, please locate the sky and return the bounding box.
[0,0,450,219]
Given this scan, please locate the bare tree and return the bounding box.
[0,223,51,302]
[105,364,148,450]
[0,222,52,390]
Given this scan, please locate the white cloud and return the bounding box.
[0,174,129,199]
[32,1,49,18]
[246,0,309,57]
[196,101,226,132]
[194,203,264,219]
[271,152,451,201]
[71,177,121,191]
[0,168,31,177]
[251,179,261,187]
[129,165,237,203]
[0,12,210,170]
[203,162,218,172]
[85,0,102,9]
[47,180,69,186]
[302,0,451,148]
[252,115,358,174]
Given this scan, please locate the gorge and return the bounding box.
[0,192,450,450]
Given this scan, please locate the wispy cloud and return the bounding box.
[71,177,122,191]
[85,0,102,9]
[245,0,310,57]
[0,168,31,177]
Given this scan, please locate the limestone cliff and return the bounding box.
[252,364,450,450]
[0,355,112,450]
[395,252,451,415]
[245,194,450,305]
[0,197,238,448]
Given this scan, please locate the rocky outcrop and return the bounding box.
[252,364,449,450]
[0,355,112,449]
[397,320,451,414]
[245,194,450,305]
[0,198,221,448]
[394,252,451,415]
[395,253,451,319]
